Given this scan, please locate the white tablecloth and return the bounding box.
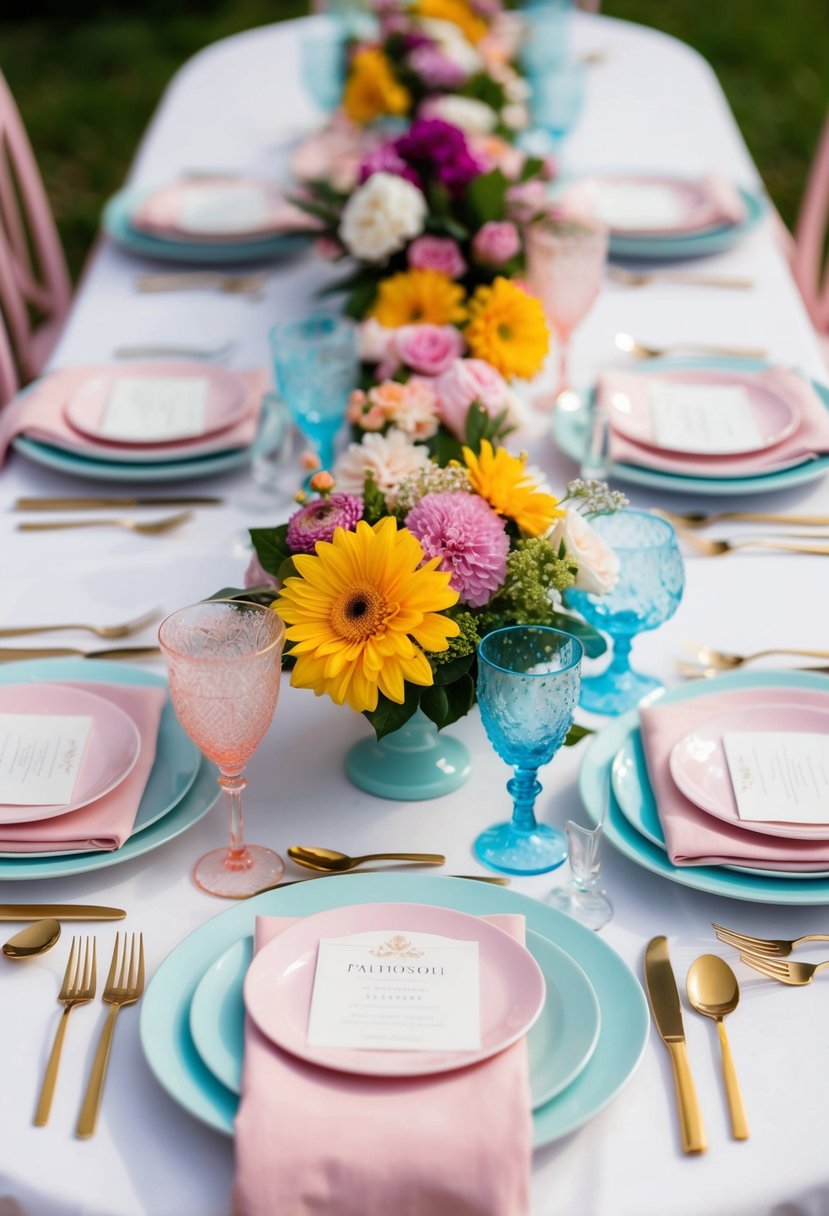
[1,13,828,1216]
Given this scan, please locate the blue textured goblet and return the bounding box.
[269,315,358,479]
[475,626,583,875]
[567,510,685,716]
[300,24,346,114]
[528,60,586,149]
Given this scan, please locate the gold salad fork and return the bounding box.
[18,511,192,536]
[655,509,829,530]
[677,531,829,558]
[682,641,829,671]
[34,937,97,1126]
[0,608,159,641]
[608,267,753,289]
[76,933,144,1138]
[713,922,829,958]
[136,272,266,298]
[738,951,829,987]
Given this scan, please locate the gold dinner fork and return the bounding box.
[738,950,829,987]
[34,936,97,1126]
[136,272,266,298]
[677,531,829,558]
[682,641,829,671]
[713,922,829,958]
[76,932,144,1138]
[18,511,192,536]
[677,659,829,680]
[654,508,829,530]
[0,608,159,641]
[608,267,753,290]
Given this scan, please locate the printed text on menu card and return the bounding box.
[0,714,92,805]
[648,382,762,452]
[724,732,829,823]
[307,930,481,1052]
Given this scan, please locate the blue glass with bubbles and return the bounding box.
[474,626,582,875]
[567,509,685,715]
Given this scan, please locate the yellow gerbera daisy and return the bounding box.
[464,277,549,380]
[463,439,563,537]
[414,0,489,44]
[274,517,460,713]
[343,48,411,126]
[370,268,467,328]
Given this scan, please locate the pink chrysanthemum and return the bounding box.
[405,491,509,608]
[286,493,364,554]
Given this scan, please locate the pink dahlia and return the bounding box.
[405,491,509,608]
[286,493,363,554]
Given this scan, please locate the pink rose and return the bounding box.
[407,235,467,279]
[431,357,520,438]
[505,179,548,222]
[393,324,465,376]
[472,220,521,266]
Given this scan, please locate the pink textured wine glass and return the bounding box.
[526,217,608,404]
[158,600,286,898]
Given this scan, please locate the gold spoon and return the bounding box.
[614,332,767,360]
[686,954,749,1140]
[3,919,61,959]
[288,845,446,873]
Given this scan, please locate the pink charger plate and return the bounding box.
[564,174,743,236]
[132,178,314,242]
[669,695,829,840]
[243,902,546,1078]
[0,683,141,824]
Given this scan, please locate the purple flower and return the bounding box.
[407,45,467,91]
[406,491,509,608]
[395,119,485,196]
[359,144,422,189]
[286,493,364,555]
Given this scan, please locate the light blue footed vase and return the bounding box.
[346,709,471,801]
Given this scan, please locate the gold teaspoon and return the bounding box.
[288,845,446,873]
[3,919,62,959]
[686,954,749,1140]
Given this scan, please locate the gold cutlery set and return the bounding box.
[715,923,829,987]
[678,640,829,680]
[652,509,829,560]
[0,607,162,662]
[13,493,222,537]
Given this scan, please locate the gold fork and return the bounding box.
[136,272,265,299]
[18,511,192,536]
[608,267,753,290]
[654,509,829,530]
[713,922,829,958]
[677,659,829,680]
[0,607,159,641]
[677,531,829,558]
[614,332,767,360]
[34,936,97,1126]
[76,932,144,1138]
[738,950,829,986]
[682,641,829,671]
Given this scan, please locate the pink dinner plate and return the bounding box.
[0,683,141,824]
[669,697,829,839]
[63,363,249,448]
[244,902,546,1077]
[564,175,737,236]
[132,178,312,242]
[606,367,800,455]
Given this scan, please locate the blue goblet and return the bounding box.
[528,60,586,151]
[300,24,346,114]
[269,314,358,479]
[567,510,685,716]
[474,626,583,875]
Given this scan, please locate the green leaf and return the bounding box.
[519,156,545,184]
[564,723,594,747]
[343,279,379,319]
[463,400,488,450]
[432,652,474,686]
[249,524,291,577]
[318,266,378,297]
[363,685,421,739]
[428,426,465,465]
[419,683,448,727]
[547,612,608,659]
[463,168,509,228]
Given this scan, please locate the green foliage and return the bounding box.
[363,684,421,738]
[462,168,509,228]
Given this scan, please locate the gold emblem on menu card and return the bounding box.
[370,935,424,959]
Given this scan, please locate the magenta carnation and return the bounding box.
[286,493,364,554]
[405,491,509,608]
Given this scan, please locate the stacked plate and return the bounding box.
[580,669,829,905]
[553,357,829,496]
[103,177,315,265]
[140,873,650,1149]
[0,658,218,881]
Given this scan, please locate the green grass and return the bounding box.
[1,0,823,281]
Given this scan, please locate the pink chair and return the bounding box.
[791,112,829,337]
[0,305,20,408]
[0,70,72,381]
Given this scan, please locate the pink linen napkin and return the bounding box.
[0,682,166,853]
[132,179,316,241]
[600,366,829,476]
[639,686,829,869]
[0,367,267,467]
[233,913,533,1216]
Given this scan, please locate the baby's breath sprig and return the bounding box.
[562,479,629,516]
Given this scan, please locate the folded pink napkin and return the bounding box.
[0,681,166,853]
[601,366,829,477]
[639,686,829,869]
[233,913,532,1216]
[132,179,316,242]
[0,367,267,467]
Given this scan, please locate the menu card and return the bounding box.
[723,731,829,824]
[648,382,761,452]
[0,713,92,805]
[178,185,270,234]
[307,929,481,1052]
[99,376,209,441]
[592,182,687,229]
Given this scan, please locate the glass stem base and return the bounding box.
[547,884,613,930]
[578,666,663,715]
[193,844,285,899]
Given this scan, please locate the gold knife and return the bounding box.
[0,646,161,661]
[644,936,706,1154]
[0,904,126,921]
[251,874,511,895]
[15,496,223,510]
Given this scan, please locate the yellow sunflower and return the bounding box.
[343,48,411,126]
[414,0,489,44]
[464,277,549,380]
[370,268,467,328]
[462,439,562,537]
[274,517,460,713]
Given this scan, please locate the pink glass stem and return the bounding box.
[218,772,253,870]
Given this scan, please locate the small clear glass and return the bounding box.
[548,820,613,930]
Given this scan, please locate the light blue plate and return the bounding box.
[552,356,829,496]
[608,186,764,261]
[102,187,312,265]
[12,395,284,483]
[0,659,218,879]
[141,873,649,1149]
[580,669,829,903]
[188,927,601,1110]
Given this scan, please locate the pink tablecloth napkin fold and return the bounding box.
[0,682,166,853]
[233,913,533,1216]
[0,367,267,467]
[602,365,829,476]
[639,686,829,869]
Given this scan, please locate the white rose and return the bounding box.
[417,18,483,75]
[501,103,530,132]
[339,172,427,265]
[357,318,397,363]
[548,508,620,595]
[423,95,497,136]
[333,429,433,502]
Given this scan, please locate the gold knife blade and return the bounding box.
[15,496,223,510]
[0,904,126,921]
[250,873,511,896]
[644,936,706,1154]
[0,646,161,661]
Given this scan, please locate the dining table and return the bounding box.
[1,9,828,1216]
